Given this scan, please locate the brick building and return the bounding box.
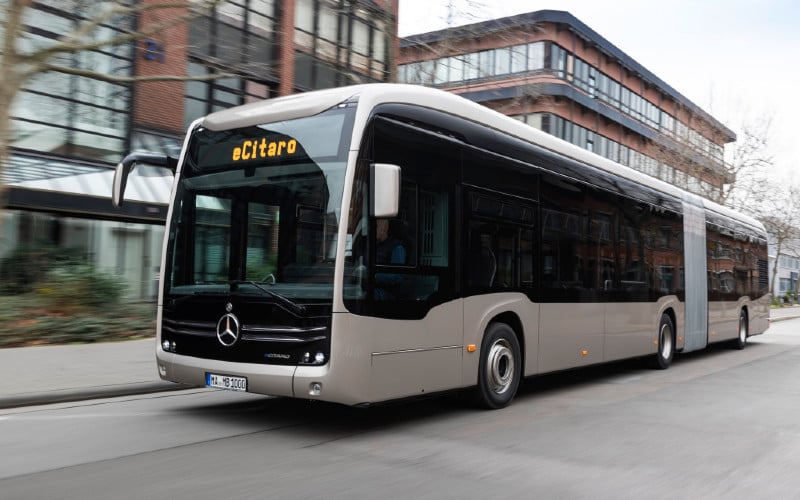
[398,10,734,200]
[1,0,398,300]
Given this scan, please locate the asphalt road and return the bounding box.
[2,319,800,500]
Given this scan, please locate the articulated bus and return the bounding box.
[113,84,769,409]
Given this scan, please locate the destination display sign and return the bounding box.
[191,119,338,172]
[231,137,299,162]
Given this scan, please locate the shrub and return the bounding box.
[0,245,148,347]
[0,244,86,295]
[35,262,125,312]
[0,294,156,347]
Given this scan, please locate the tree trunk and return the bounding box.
[0,0,31,241]
[770,238,783,302]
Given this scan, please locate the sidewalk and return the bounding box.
[770,305,800,322]
[2,307,800,410]
[0,338,184,410]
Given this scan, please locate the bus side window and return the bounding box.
[360,115,458,318]
[375,185,448,302]
[467,191,535,292]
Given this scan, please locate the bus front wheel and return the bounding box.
[476,322,521,409]
[652,313,675,370]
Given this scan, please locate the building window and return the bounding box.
[477,49,493,78]
[510,44,527,73]
[11,4,133,162]
[661,112,675,136]
[183,62,272,128]
[294,0,392,88]
[184,1,280,127]
[548,44,568,78]
[463,52,479,80]
[189,0,277,66]
[494,47,511,76]
[434,58,449,84]
[528,42,545,70]
[399,41,546,86]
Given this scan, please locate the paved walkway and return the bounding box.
[769,305,800,321]
[1,307,799,410]
[0,338,182,409]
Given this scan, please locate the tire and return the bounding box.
[476,322,522,409]
[734,309,748,350]
[652,313,675,370]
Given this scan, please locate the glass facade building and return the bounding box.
[12,2,134,163]
[399,10,734,199]
[1,0,398,301]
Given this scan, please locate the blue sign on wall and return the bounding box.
[143,39,165,63]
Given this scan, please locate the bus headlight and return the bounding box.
[301,351,327,365]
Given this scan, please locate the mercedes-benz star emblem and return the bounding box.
[216,313,240,347]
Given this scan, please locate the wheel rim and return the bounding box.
[487,339,515,395]
[660,323,673,360]
[739,316,747,343]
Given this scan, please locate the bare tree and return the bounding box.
[0,0,232,234]
[443,0,490,28]
[756,182,800,299]
[723,114,775,211]
[646,104,776,212]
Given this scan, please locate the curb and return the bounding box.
[0,381,190,410]
[769,315,800,323]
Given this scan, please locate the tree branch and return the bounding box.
[19,0,223,76]
[40,63,235,84]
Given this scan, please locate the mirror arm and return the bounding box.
[112,153,176,208]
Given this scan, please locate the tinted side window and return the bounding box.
[539,170,684,303]
[540,172,616,303]
[466,191,535,294]
[462,150,537,297]
[707,218,757,301]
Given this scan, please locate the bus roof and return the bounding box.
[201,83,764,234]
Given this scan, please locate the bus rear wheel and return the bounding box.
[734,309,748,350]
[476,322,521,409]
[652,313,674,370]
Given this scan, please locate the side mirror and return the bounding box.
[112,153,177,207]
[370,163,400,218]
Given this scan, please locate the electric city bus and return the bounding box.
[113,84,769,409]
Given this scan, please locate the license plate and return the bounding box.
[206,373,247,392]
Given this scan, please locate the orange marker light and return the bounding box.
[467,344,477,353]
[581,349,589,356]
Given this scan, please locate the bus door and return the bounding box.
[463,188,539,376]
[346,116,462,401]
[538,173,608,371]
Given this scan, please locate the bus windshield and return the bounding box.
[164,105,355,302]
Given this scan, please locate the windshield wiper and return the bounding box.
[229,280,307,317]
[168,288,227,306]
